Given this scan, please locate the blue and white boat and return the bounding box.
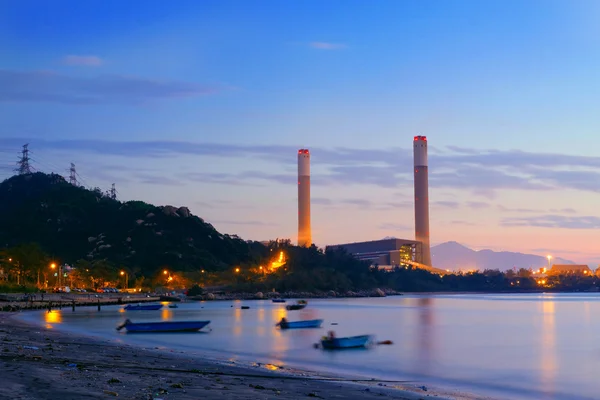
[320,334,373,349]
[116,319,210,333]
[124,304,163,311]
[277,318,323,329]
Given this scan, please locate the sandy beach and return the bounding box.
[0,312,491,400]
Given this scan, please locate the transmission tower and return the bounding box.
[15,144,32,175]
[69,163,78,186]
[109,183,117,200]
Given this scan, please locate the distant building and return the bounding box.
[326,238,423,268]
[547,264,592,275]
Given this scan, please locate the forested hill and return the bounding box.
[0,173,266,274]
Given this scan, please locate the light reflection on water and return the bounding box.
[26,293,600,400]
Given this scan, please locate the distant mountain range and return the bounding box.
[430,241,576,271]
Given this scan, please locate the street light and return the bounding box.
[120,270,129,289]
[50,263,60,287]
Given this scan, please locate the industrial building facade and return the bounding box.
[327,238,423,268]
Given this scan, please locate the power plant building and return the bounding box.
[297,149,311,247]
[327,238,423,267]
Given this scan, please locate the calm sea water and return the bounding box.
[19,293,600,400]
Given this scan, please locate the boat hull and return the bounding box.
[124,304,163,311]
[285,304,306,311]
[272,299,286,303]
[321,335,372,349]
[121,320,210,333]
[280,319,323,329]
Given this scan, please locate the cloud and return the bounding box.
[62,55,103,67]
[450,220,478,226]
[498,206,539,213]
[309,42,347,50]
[209,220,278,226]
[501,215,600,229]
[378,223,413,231]
[433,201,459,209]
[340,198,371,207]
[0,70,221,105]
[6,138,600,194]
[499,206,578,214]
[312,197,332,206]
[466,201,490,209]
[136,174,182,186]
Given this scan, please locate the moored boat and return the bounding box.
[320,333,373,349]
[272,299,286,303]
[168,304,178,309]
[286,300,307,310]
[116,319,210,333]
[124,304,163,311]
[277,318,323,329]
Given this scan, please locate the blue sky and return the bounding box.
[1,0,599,264]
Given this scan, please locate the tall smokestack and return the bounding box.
[298,149,311,247]
[413,136,432,266]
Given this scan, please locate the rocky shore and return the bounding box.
[194,288,398,301]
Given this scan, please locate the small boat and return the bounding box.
[241,306,250,309]
[124,304,163,311]
[320,334,373,350]
[277,318,323,329]
[272,299,286,303]
[116,319,210,333]
[168,304,178,309]
[286,300,307,311]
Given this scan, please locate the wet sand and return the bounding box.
[0,313,487,400]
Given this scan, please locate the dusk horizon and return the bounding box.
[2,0,599,266]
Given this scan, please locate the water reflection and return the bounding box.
[540,298,557,396]
[45,310,62,328]
[233,307,242,336]
[271,307,288,353]
[416,297,434,374]
[161,307,172,321]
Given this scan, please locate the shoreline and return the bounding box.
[2,312,490,400]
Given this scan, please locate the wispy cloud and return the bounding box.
[312,197,333,206]
[209,220,278,227]
[5,138,600,195]
[309,42,347,50]
[433,201,460,209]
[0,70,221,105]
[136,174,182,186]
[62,55,103,67]
[466,201,490,209]
[450,220,478,226]
[378,223,413,231]
[499,206,578,214]
[502,215,600,229]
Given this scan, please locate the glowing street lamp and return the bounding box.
[120,270,129,289]
[50,263,60,286]
[235,267,240,273]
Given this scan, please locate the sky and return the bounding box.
[1,0,599,265]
